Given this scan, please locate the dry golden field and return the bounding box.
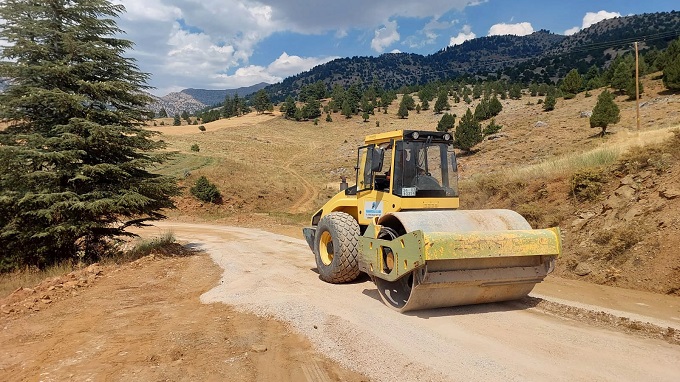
[147,74,680,295]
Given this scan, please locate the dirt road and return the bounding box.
[0,247,365,381]
[148,222,679,382]
[3,221,679,382]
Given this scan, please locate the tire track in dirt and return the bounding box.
[280,142,320,214]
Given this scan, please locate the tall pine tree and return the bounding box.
[0,0,179,270]
[454,108,482,153]
[590,90,620,137]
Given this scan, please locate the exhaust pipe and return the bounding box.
[340,175,348,191]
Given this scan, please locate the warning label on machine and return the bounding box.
[365,201,384,218]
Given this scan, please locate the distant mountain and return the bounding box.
[263,11,680,102]
[516,10,680,79]
[147,82,270,116]
[181,82,269,106]
[147,91,206,117]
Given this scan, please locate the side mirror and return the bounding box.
[370,147,384,172]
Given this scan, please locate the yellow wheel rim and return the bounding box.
[319,231,334,266]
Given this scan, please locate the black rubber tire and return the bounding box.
[314,211,361,283]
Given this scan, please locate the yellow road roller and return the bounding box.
[302,130,561,312]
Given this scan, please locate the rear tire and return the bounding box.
[314,212,361,283]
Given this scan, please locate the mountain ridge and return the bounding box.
[263,11,680,102]
[147,82,269,116]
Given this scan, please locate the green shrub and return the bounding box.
[198,125,206,132]
[190,144,200,152]
[483,118,502,136]
[570,169,604,201]
[190,176,221,203]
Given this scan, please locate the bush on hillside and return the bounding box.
[190,176,221,203]
[570,169,604,201]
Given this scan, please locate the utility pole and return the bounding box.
[635,41,641,130]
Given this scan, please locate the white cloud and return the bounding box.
[449,24,476,46]
[390,49,402,54]
[371,20,400,52]
[112,0,180,21]
[488,22,534,36]
[564,26,581,36]
[583,10,621,28]
[564,10,622,35]
[267,52,338,78]
[108,1,483,94]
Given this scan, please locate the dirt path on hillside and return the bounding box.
[282,141,320,214]
[0,254,366,381]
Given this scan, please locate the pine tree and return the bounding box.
[509,84,522,100]
[543,93,557,111]
[590,90,620,137]
[173,114,181,126]
[488,95,503,116]
[402,94,416,110]
[662,38,680,91]
[433,91,450,114]
[0,0,179,269]
[283,96,297,119]
[611,59,632,93]
[437,113,456,132]
[421,99,430,110]
[474,97,490,121]
[454,109,482,153]
[584,65,603,90]
[561,69,582,98]
[302,99,322,120]
[397,98,409,119]
[253,89,272,114]
[341,99,352,119]
[158,108,168,118]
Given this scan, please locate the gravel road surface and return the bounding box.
[152,222,680,382]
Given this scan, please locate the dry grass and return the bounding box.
[145,75,680,229]
[0,262,78,297]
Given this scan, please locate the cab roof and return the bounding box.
[364,130,452,145]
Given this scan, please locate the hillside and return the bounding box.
[263,11,680,101]
[148,73,680,297]
[147,83,269,116]
[182,83,269,106]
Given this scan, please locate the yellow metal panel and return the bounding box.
[364,130,404,145]
[422,228,562,260]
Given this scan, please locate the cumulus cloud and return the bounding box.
[267,52,338,78]
[564,26,581,36]
[488,22,534,36]
[371,20,400,52]
[108,1,483,94]
[449,24,476,46]
[564,10,622,35]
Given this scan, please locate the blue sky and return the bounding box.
[110,0,680,95]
